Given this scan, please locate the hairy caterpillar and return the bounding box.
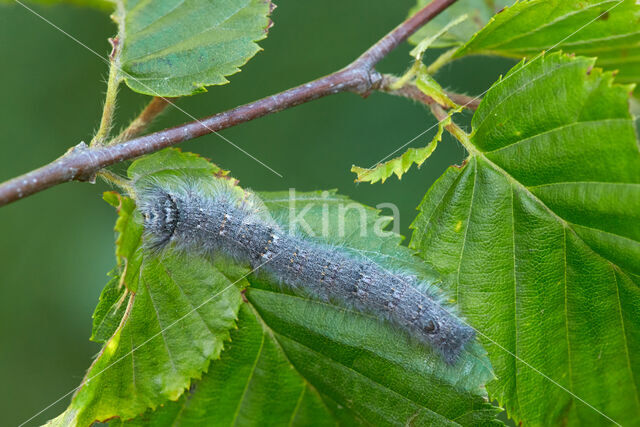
[136,179,475,364]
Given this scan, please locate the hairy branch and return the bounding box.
[0,0,459,207]
[378,74,481,110]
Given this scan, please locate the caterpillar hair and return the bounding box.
[135,178,475,364]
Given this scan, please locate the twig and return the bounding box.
[0,0,459,207]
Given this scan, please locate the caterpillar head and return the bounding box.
[138,188,180,251]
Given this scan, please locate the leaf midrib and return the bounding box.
[611,268,640,409]
[230,327,265,427]
[286,385,307,427]
[143,276,179,373]
[455,160,477,307]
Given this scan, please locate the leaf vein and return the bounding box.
[230,329,265,427]
[484,118,630,155]
[143,276,179,373]
[610,267,640,409]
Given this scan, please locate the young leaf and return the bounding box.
[113,0,274,97]
[408,0,514,47]
[452,0,640,88]
[351,110,452,184]
[410,52,640,425]
[114,184,500,425]
[103,191,143,292]
[126,147,230,183]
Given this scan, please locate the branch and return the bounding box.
[0,0,459,207]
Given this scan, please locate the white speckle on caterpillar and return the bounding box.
[135,178,475,364]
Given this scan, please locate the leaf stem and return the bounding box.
[380,74,439,106]
[0,0,460,207]
[447,92,482,110]
[110,97,172,145]
[379,74,480,111]
[98,170,135,196]
[429,103,477,155]
[91,39,122,147]
[427,47,458,74]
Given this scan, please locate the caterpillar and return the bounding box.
[135,178,475,364]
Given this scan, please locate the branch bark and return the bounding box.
[0,0,459,207]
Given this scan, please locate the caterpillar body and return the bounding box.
[136,180,475,364]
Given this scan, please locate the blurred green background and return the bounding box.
[0,1,513,424]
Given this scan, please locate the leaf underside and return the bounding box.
[410,52,640,426]
[350,111,450,184]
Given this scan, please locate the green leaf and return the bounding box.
[90,191,142,343]
[410,52,640,425]
[112,304,343,427]
[453,0,640,88]
[0,0,113,10]
[351,109,452,184]
[408,0,515,47]
[49,151,248,426]
[103,191,144,292]
[101,153,500,425]
[127,147,229,183]
[90,270,128,343]
[113,0,274,96]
